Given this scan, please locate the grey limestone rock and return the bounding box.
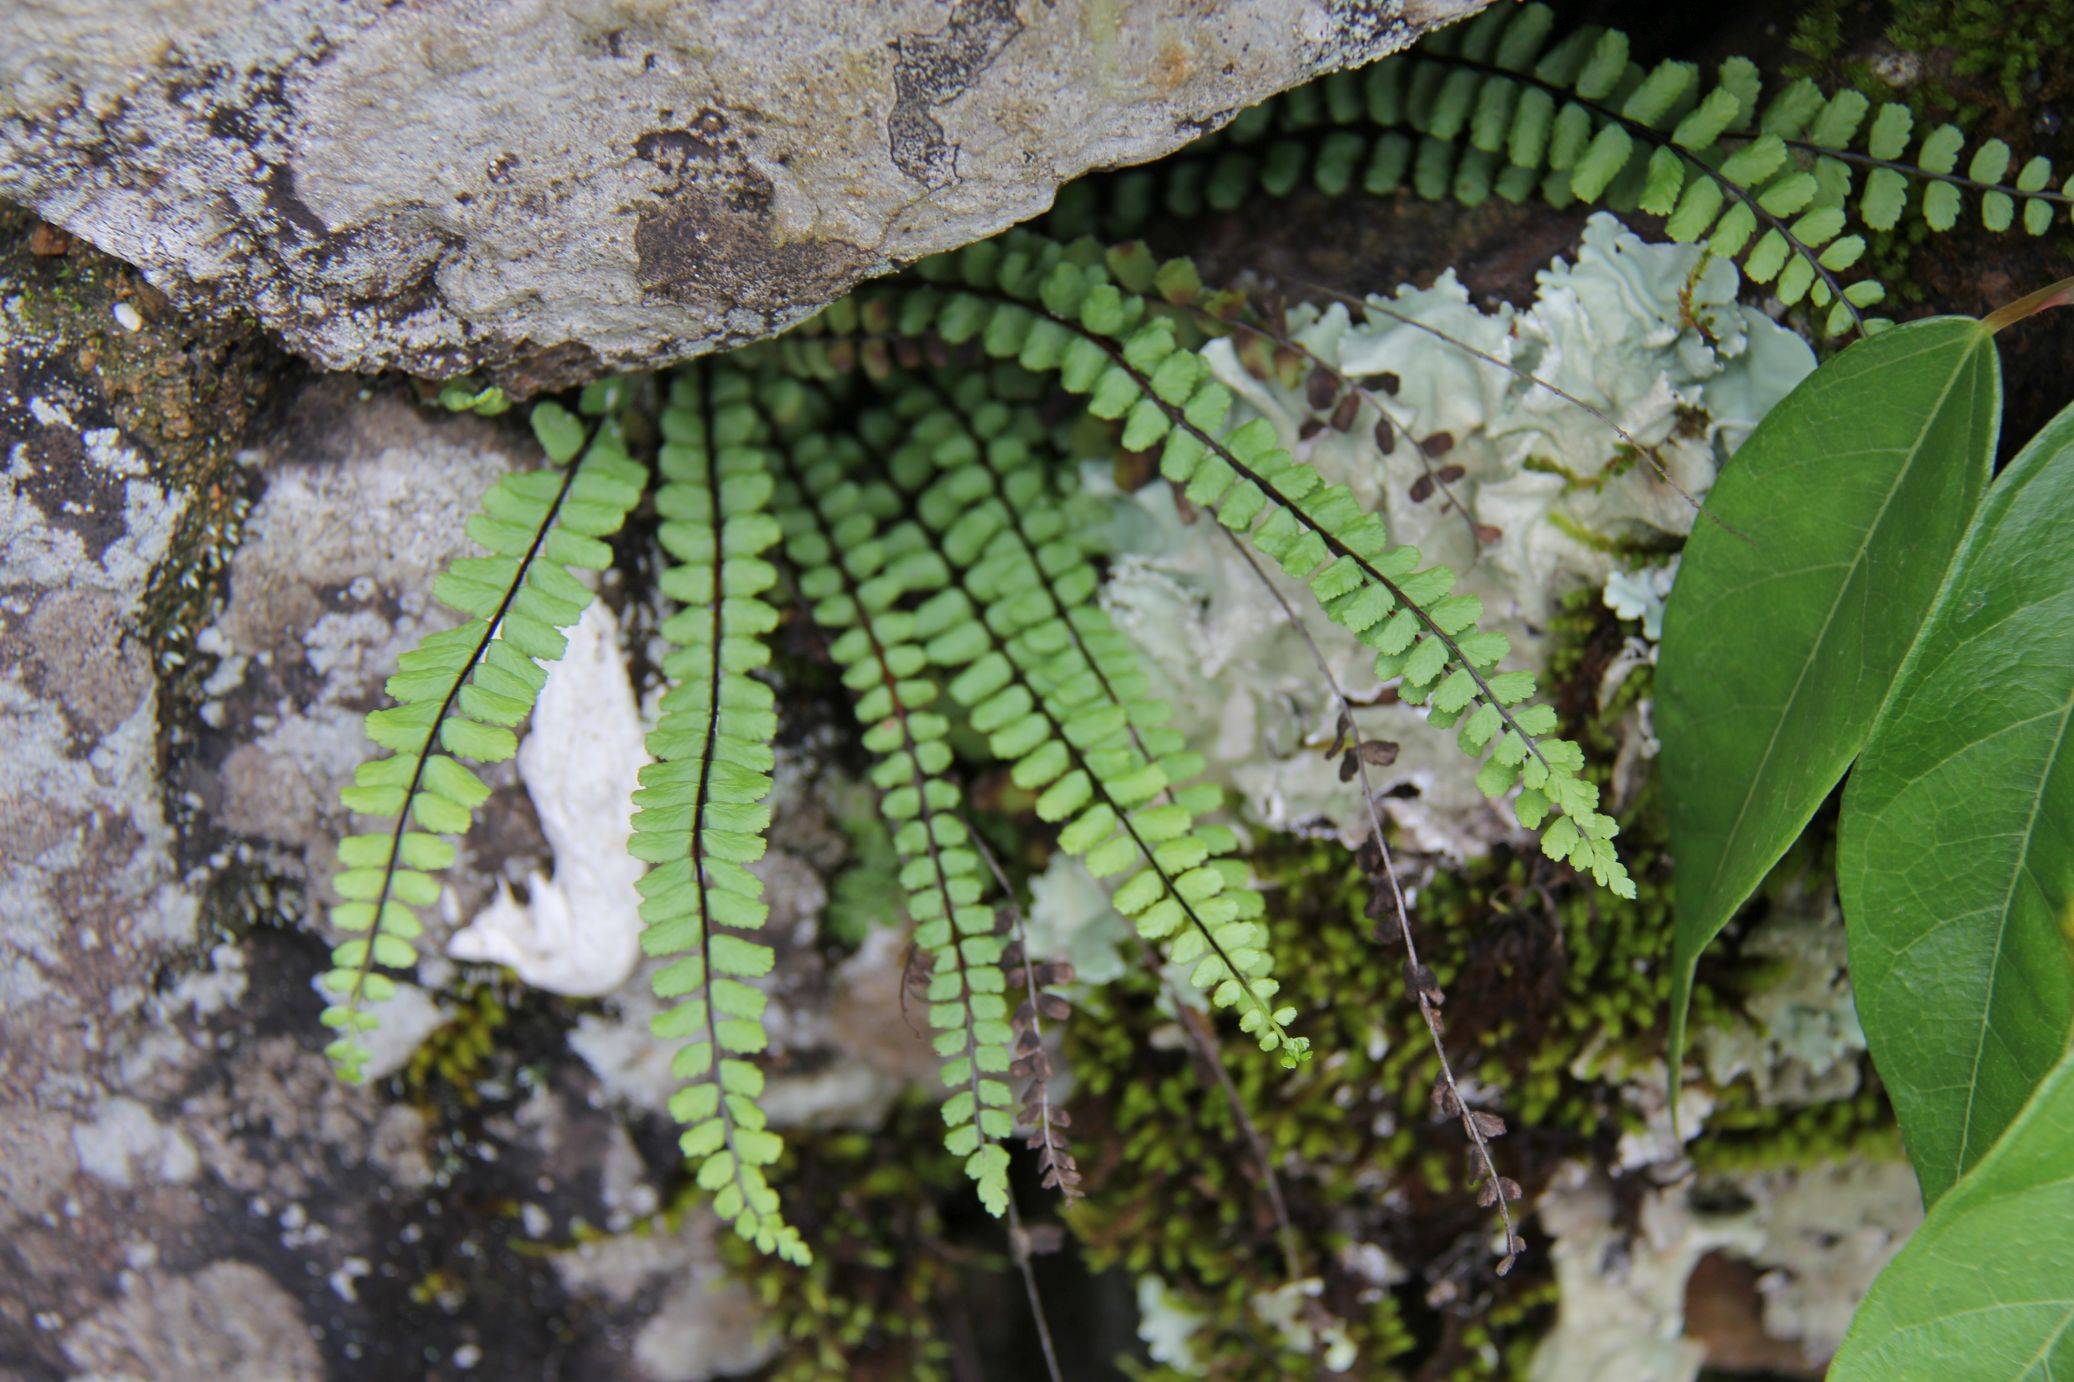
[1,0,1486,389]
[0,227,903,1375]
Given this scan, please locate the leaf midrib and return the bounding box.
[1690,335,1985,932]
[1952,683,2074,1177]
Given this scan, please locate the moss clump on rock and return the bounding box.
[714,1104,969,1381]
[1056,591,1894,1376]
[401,982,518,1113]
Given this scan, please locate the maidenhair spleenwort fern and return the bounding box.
[781,231,1637,900]
[860,369,1310,1058]
[326,244,1643,1279]
[629,365,807,1264]
[294,15,2072,1369]
[322,399,645,1079]
[759,380,1021,1216]
[1051,2,2073,337]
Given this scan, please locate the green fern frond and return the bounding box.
[629,364,807,1265]
[854,367,1312,1063]
[322,401,647,1080]
[797,232,1636,899]
[1051,2,2072,338]
[762,382,1018,1217]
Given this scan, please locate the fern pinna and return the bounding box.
[311,2,2066,1277]
[1053,3,2073,337]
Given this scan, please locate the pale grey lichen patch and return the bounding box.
[553,1207,775,1382]
[1097,216,1815,857]
[1530,1156,1920,1381]
[71,1097,202,1189]
[0,1109,79,1234]
[1740,1161,1923,1360]
[1697,881,1868,1109]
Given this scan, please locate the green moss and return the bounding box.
[1057,591,1894,1375]
[1691,1084,1901,1174]
[1064,829,1564,1377]
[1886,0,2074,111]
[408,1266,469,1313]
[711,1103,968,1381]
[400,982,516,1111]
[1792,0,2074,126]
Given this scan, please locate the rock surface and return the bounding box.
[0,216,924,1377]
[0,0,1484,389]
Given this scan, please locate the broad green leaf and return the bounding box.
[1839,401,2074,1203]
[1830,1052,2074,1379]
[1659,318,2000,1076]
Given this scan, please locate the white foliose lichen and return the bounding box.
[1602,558,1679,641]
[1696,876,1868,1108]
[1097,215,1814,856]
[446,597,647,996]
[1250,1277,1359,1372]
[1530,1155,1921,1382]
[1024,851,1133,987]
[1136,1275,1209,1373]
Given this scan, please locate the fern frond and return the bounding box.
[629,363,807,1265]
[856,367,1312,1063]
[1051,3,2073,338]
[800,233,1636,899]
[322,401,647,1080]
[762,385,1018,1217]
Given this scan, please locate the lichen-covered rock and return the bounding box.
[1,263,555,1367]
[61,1261,325,1381]
[0,0,1486,389]
[1,213,309,1371]
[0,220,926,1373]
[1531,1157,1921,1382]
